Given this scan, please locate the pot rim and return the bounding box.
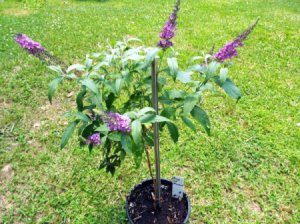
[126,178,191,224]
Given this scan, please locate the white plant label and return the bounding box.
[172,176,184,199]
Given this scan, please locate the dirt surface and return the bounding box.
[127,180,189,224]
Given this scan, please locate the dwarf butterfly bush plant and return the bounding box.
[16,1,258,175]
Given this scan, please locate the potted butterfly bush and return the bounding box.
[15,0,258,223]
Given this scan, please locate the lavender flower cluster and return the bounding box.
[158,0,180,49]
[15,34,45,55]
[102,112,131,133]
[213,19,259,63]
[86,133,101,146]
[85,112,131,147]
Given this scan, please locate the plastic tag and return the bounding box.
[172,176,184,199]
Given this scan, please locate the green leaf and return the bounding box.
[153,115,172,123]
[219,68,228,83]
[158,96,173,104]
[134,153,143,168]
[81,124,94,139]
[189,56,202,63]
[76,87,86,111]
[115,78,122,96]
[62,111,72,118]
[108,132,122,141]
[101,135,107,145]
[140,48,160,69]
[120,150,126,161]
[140,114,156,123]
[138,107,156,116]
[145,133,154,146]
[48,65,64,74]
[188,64,206,73]
[124,111,138,119]
[222,79,241,100]
[208,61,220,75]
[181,116,196,132]
[124,53,144,62]
[146,47,160,62]
[130,139,144,168]
[80,78,99,95]
[66,73,77,80]
[94,61,109,70]
[105,93,115,110]
[91,94,102,109]
[176,70,192,83]
[213,77,241,100]
[167,90,184,100]
[61,120,79,149]
[131,120,142,146]
[158,77,166,85]
[121,134,133,154]
[104,80,117,95]
[95,124,109,134]
[183,95,198,115]
[191,106,211,135]
[160,107,176,119]
[67,64,85,73]
[85,57,93,68]
[127,37,142,43]
[167,122,179,143]
[78,122,89,136]
[48,76,63,104]
[167,57,178,78]
[74,112,90,123]
[198,82,215,93]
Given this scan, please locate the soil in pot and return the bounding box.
[127,179,189,224]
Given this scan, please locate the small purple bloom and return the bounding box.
[168,13,177,21]
[86,133,101,146]
[15,34,45,55]
[157,0,180,49]
[159,27,176,39]
[102,112,131,133]
[158,39,174,48]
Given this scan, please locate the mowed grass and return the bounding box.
[0,0,300,223]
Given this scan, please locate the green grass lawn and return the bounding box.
[1,0,300,223]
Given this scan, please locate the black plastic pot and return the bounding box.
[126,179,191,224]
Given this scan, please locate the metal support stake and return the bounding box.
[151,59,161,208]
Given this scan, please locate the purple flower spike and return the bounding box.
[157,0,180,49]
[102,112,131,133]
[213,39,243,63]
[213,18,259,63]
[14,33,67,70]
[86,133,101,147]
[15,34,45,55]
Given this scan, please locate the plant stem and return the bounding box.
[151,59,162,209]
[145,146,154,181]
[145,146,158,208]
[142,126,157,208]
